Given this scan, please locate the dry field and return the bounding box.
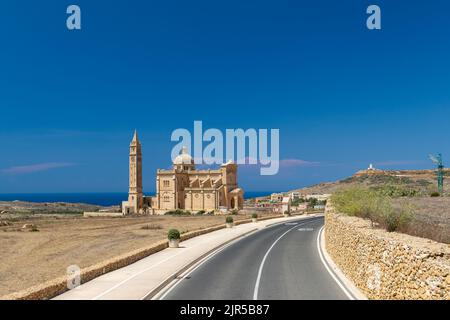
[394,197,450,244]
[0,214,254,297]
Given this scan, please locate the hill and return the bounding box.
[291,168,450,196]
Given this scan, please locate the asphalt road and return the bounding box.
[160,216,349,300]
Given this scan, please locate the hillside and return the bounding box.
[291,168,450,196]
[291,168,450,244]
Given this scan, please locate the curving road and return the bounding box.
[157,216,351,300]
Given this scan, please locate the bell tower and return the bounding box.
[128,130,143,213]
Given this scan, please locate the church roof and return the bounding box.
[130,130,141,145]
[174,146,194,165]
[221,159,235,167]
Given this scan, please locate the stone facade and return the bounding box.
[152,147,244,214]
[122,132,244,215]
[325,203,450,300]
[122,131,145,214]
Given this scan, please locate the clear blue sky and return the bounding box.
[1,0,449,193]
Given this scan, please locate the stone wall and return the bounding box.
[325,203,450,300]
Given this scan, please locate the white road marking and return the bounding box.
[157,217,319,300]
[253,220,316,300]
[154,237,240,300]
[91,231,229,300]
[284,223,298,225]
[316,226,355,300]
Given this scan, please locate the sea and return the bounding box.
[0,191,276,207]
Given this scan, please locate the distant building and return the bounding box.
[270,193,284,203]
[292,203,307,211]
[305,194,331,202]
[282,196,291,214]
[289,192,301,201]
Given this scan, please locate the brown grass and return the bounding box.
[393,197,450,243]
[0,214,258,297]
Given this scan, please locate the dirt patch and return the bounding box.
[394,197,450,243]
[0,214,257,297]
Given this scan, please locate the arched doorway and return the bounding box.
[230,198,235,209]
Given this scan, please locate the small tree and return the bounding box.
[226,216,234,224]
[251,213,258,219]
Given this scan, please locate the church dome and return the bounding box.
[173,146,194,165]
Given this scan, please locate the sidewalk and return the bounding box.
[54,215,312,300]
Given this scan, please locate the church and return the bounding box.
[122,131,244,215]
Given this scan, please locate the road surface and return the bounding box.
[157,216,350,300]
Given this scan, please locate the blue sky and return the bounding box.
[0,0,449,193]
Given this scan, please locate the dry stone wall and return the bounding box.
[325,203,450,300]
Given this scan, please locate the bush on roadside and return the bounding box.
[165,209,191,215]
[430,192,440,197]
[331,187,414,232]
[231,209,238,215]
[196,210,206,215]
[251,213,258,219]
[226,216,233,224]
[167,229,181,240]
[382,202,415,232]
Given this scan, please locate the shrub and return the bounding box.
[226,216,233,224]
[430,192,440,197]
[251,213,258,219]
[284,210,290,216]
[331,186,414,232]
[331,187,388,225]
[381,201,415,232]
[291,198,305,206]
[196,210,206,215]
[371,185,419,197]
[167,229,181,240]
[231,209,238,215]
[165,209,190,215]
